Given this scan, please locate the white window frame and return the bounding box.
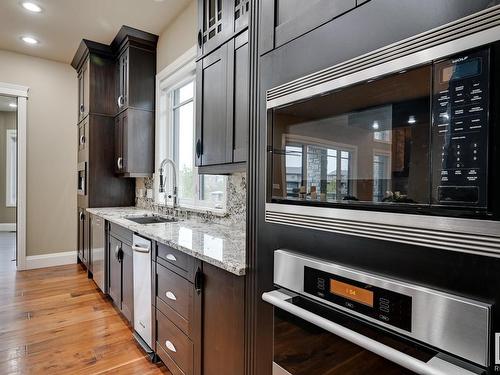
[155,46,227,212]
[6,129,17,207]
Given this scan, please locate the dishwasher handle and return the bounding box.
[132,244,150,253]
[262,290,481,375]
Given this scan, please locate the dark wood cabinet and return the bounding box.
[198,0,232,56]
[114,108,154,177]
[77,208,90,269]
[259,0,359,55]
[108,235,122,306]
[112,26,157,177]
[77,59,89,122]
[195,30,249,172]
[202,263,245,375]
[108,224,134,325]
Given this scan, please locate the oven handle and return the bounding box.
[262,290,480,375]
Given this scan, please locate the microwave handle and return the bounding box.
[262,290,480,375]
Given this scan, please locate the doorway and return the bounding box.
[0,95,17,272]
[0,82,27,271]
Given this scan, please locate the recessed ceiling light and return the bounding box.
[21,36,39,45]
[9,103,17,108]
[21,2,42,12]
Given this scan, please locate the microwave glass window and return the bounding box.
[271,65,432,206]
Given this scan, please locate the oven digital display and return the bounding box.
[330,279,374,307]
[441,57,481,83]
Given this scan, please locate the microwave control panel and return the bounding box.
[431,48,490,208]
[303,266,412,331]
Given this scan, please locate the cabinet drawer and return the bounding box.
[157,309,193,375]
[157,263,192,321]
[109,223,133,245]
[157,243,189,271]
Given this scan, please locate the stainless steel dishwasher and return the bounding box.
[132,234,153,356]
[90,214,106,293]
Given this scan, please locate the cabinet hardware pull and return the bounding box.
[114,245,120,259]
[80,104,85,114]
[165,340,176,353]
[195,268,203,295]
[117,157,123,170]
[117,95,124,108]
[165,291,177,301]
[196,139,202,158]
[132,244,150,253]
[166,254,177,262]
[79,135,85,145]
[79,212,84,221]
[197,30,202,48]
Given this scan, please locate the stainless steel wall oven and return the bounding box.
[265,5,500,258]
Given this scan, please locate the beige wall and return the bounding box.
[0,111,16,224]
[156,0,197,72]
[0,50,77,256]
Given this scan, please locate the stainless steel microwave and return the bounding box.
[265,5,500,258]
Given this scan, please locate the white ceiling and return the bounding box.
[0,0,192,63]
[0,95,17,112]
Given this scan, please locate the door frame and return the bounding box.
[0,82,28,270]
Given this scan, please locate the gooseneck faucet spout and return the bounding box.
[158,158,179,208]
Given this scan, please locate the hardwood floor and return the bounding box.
[0,238,170,375]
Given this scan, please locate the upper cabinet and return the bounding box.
[196,0,250,174]
[111,26,158,177]
[72,40,116,122]
[259,0,360,55]
[196,30,248,172]
[197,0,249,57]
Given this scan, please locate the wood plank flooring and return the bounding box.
[0,234,170,375]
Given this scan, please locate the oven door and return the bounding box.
[264,290,484,375]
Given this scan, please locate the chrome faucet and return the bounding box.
[158,158,178,208]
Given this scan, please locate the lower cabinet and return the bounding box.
[155,243,245,375]
[77,207,90,270]
[108,225,134,325]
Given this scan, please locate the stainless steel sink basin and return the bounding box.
[125,215,178,225]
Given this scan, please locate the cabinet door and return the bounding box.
[77,208,85,263]
[202,263,244,374]
[116,51,128,113]
[108,236,122,308]
[83,213,90,270]
[114,113,124,173]
[229,31,249,163]
[196,44,230,166]
[78,60,90,121]
[77,116,88,163]
[198,0,234,56]
[233,0,250,33]
[121,242,134,324]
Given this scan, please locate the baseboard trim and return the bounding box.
[0,223,16,232]
[25,250,77,270]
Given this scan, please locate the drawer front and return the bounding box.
[157,243,189,271]
[109,222,133,245]
[157,296,189,336]
[157,309,193,375]
[157,263,192,321]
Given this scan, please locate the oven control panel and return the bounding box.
[304,266,412,331]
[431,48,490,207]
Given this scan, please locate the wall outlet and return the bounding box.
[146,189,153,199]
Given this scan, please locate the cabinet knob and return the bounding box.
[166,253,177,262]
[197,30,203,48]
[165,291,177,301]
[165,340,176,353]
[79,104,85,114]
[79,212,84,221]
[79,135,86,145]
[117,95,124,108]
[117,157,123,170]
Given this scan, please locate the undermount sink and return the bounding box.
[125,215,178,225]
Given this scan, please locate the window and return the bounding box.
[157,55,226,211]
[6,129,16,207]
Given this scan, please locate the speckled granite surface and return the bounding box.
[86,207,246,276]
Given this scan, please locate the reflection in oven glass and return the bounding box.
[272,65,431,206]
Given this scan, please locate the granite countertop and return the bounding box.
[86,207,246,276]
